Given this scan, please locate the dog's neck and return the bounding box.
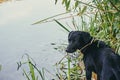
[80,37,96,53]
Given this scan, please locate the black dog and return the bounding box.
[66,31,120,80]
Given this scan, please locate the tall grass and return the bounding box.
[56,0,120,53]
[33,0,120,53]
[17,54,45,80]
[18,53,84,80]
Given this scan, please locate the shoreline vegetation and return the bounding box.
[30,0,120,79]
[33,0,120,53]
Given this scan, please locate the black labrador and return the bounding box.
[66,31,120,80]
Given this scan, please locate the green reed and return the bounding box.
[17,54,45,80]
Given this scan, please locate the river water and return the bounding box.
[0,0,68,80]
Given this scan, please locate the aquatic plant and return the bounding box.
[17,54,45,80]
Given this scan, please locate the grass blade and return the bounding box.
[23,69,31,80]
[67,55,71,80]
[29,62,45,80]
[54,19,70,32]
[32,12,69,25]
[28,58,36,80]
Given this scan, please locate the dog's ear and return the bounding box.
[68,31,74,39]
[81,32,92,43]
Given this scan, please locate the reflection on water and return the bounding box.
[0,0,67,80]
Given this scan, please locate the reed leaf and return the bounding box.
[28,58,36,80]
[62,0,66,4]
[54,19,70,32]
[55,0,58,4]
[67,55,71,80]
[75,1,79,9]
[81,6,87,15]
[66,0,70,10]
[32,12,69,25]
[28,60,45,80]
[23,69,31,80]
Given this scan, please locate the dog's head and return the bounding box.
[66,31,92,53]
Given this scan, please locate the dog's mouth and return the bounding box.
[66,48,77,53]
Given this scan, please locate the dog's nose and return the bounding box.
[66,49,71,53]
[66,49,68,52]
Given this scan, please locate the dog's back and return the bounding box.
[83,40,120,80]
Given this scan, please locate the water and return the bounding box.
[0,0,68,80]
